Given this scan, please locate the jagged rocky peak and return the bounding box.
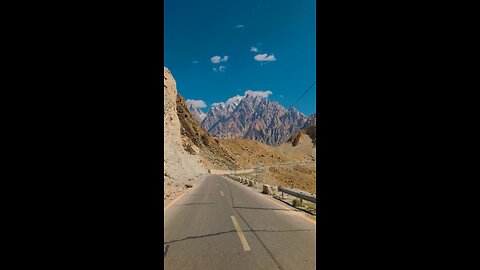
[186,102,207,123]
[285,107,303,117]
[189,93,310,146]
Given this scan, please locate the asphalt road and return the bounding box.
[164,175,316,270]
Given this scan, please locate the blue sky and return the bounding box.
[164,0,316,115]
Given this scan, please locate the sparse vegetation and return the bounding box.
[304,202,316,211]
[292,198,303,207]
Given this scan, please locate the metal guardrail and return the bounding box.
[278,186,316,204]
[227,174,316,203]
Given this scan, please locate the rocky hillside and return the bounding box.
[287,125,316,147]
[219,138,316,193]
[198,94,314,145]
[287,113,316,146]
[176,94,238,170]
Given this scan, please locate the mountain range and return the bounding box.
[188,94,316,146]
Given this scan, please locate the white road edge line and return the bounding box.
[231,216,251,252]
[220,190,224,197]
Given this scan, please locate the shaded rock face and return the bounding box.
[287,112,316,147]
[197,94,314,145]
[304,113,316,128]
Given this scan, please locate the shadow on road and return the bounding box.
[233,206,295,212]
[174,202,217,206]
[164,244,169,258]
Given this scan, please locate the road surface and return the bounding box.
[164,175,316,270]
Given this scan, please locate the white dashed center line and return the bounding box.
[230,216,251,252]
[220,190,224,197]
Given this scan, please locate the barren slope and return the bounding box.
[218,138,316,194]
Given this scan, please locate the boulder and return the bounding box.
[262,184,273,195]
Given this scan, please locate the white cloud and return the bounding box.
[192,60,199,64]
[211,102,225,108]
[234,25,244,28]
[211,55,229,64]
[186,99,207,108]
[250,47,258,52]
[213,65,226,72]
[254,54,277,62]
[210,90,273,109]
[244,90,273,98]
[211,56,221,64]
[225,95,243,105]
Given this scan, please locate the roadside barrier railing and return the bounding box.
[278,186,316,204]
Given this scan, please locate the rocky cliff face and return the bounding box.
[164,67,238,179]
[164,67,207,182]
[197,94,313,145]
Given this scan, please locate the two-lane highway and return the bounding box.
[164,175,316,270]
